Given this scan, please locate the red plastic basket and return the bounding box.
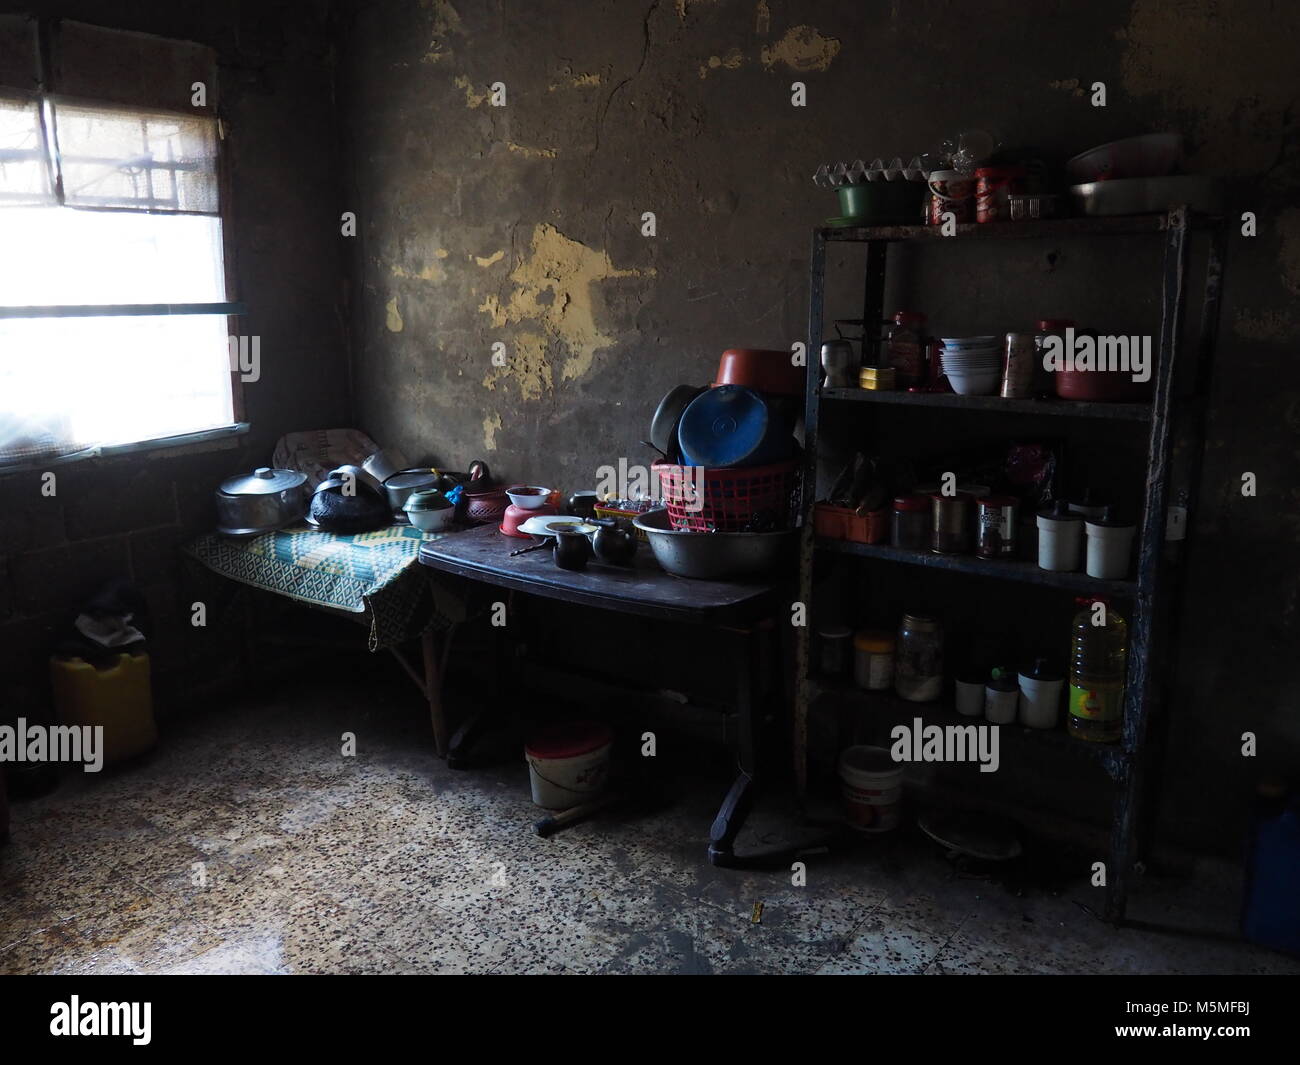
[655,460,801,532]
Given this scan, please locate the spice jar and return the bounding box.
[817,624,852,678]
[984,667,1019,724]
[931,492,974,554]
[886,311,927,389]
[976,495,1019,558]
[891,494,930,550]
[895,613,943,702]
[853,629,896,690]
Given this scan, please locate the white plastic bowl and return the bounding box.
[946,371,1000,396]
[505,485,552,510]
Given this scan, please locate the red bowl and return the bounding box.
[713,348,806,397]
[1055,368,1153,403]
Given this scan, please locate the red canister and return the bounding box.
[974,166,1027,223]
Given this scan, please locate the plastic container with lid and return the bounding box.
[984,666,1019,724]
[975,166,1027,223]
[1085,505,1137,580]
[818,624,853,677]
[891,494,930,550]
[853,629,896,691]
[1036,499,1084,572]
[524,721,614,809]
[886,311,928,389]
[838,745,904,833]
[1018,657,1064,729]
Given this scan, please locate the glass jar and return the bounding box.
[886,311,927,389]
[891,494,930,550]
[853,629,896,690]
[895,613,944,702]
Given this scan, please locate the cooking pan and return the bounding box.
[215,467,308,537]
[649,385,704,459]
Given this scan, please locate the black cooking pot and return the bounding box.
[309,467,392,533]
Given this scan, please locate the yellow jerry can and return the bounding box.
[49,653,157,767]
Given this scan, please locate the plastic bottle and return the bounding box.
[1067,596,1127,743]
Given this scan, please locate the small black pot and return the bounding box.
[554,530,592,571]
[593,520,637,565]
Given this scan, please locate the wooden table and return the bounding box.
[417,524,784,865]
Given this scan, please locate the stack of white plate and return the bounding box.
[939,336,1001,395]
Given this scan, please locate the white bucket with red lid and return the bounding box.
[524,721,614,810]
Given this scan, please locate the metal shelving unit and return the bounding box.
[794,207,1226,924]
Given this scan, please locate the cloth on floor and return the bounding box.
[184,523,466,650]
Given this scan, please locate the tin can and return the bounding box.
[977,495,1019,558]
[931,492,974,555]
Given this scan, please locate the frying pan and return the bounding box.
[649,385,705,460]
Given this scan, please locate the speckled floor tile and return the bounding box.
[815,913,955,974]
[4,668,1297,977]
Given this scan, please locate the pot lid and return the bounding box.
[220,467,306,496]
[1019,657,1063,682]
[386,469,439,488]
[987,667,1018,692]
[1085,504,1133,528]
[525,720,613,760]
[1038,499,1082,522]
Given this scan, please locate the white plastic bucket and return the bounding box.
[838,745,903,833]
[1036,511,1083,571]
[525,722,613,810]
[1018,674,1064,729]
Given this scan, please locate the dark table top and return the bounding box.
[418,524,779,625]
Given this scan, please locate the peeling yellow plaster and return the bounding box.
[506,142,559,159]
[760,25,841,72]
[482,411,502,452]
[391,262,446,283]
[385,297,403,332]
[1120,0,1298,173]
[755,0,770,35]
[675,0,718,19]
[1048,78,1085,97]
[482,331,553,400]
[548,71,601,90]
[454,75,488,108]
[421,0,462,65]
[475,250,505,268]
[699,48,744,79]
[478,223,650,395]
[434,248,449,259]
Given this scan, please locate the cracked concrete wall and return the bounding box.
[340,0,1300,848]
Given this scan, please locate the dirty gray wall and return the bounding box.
[340,0,1299,850]
[0,1,351,710]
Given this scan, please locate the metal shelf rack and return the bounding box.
[794,207,1226,923]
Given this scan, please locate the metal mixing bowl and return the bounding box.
[632,507,794,579]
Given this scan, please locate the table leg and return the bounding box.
[708,626,759,866]
[422,627,449,758]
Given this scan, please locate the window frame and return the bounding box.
[0,31,248,470]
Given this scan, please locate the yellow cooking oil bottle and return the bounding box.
[1068,596,1128,743]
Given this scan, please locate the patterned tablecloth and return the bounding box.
[184,523,467,650]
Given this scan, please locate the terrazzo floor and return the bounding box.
[2,663,1296,976]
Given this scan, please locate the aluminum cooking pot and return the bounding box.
[383,468,442,513]
[215,467,309,537]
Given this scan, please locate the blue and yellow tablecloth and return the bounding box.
[184,523,465,650]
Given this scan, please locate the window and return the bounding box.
[0,23,238,467]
